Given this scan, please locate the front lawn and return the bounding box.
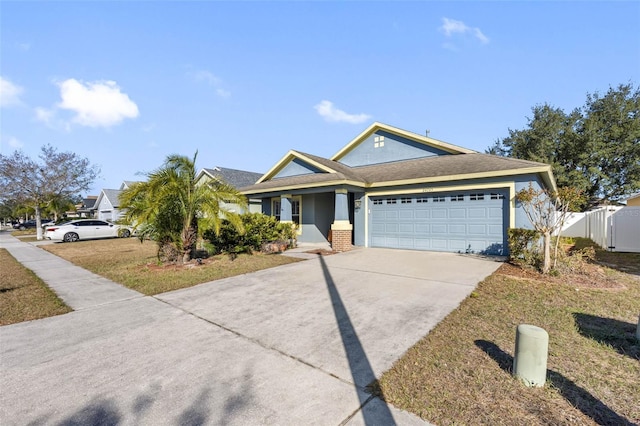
[42,237,302,295]
[378,239,639,425]
[0,249,71,325]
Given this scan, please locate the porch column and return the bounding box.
[331,189,352,252]
[280,194,293,223]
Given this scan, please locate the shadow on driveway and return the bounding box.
[318,254,395,425]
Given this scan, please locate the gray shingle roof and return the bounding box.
[203,167,263,189]
[101,189,123,207]
[240,153,549,193]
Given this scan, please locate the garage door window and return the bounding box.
[491,193,505,200]
[470,193,485,201]
[401,197,412,204]
[451,194,464,202]
[386,198,397,205]
[433,196,445,202]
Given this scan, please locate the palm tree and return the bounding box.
[120,152,247,263]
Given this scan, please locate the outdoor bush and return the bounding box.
[507,228,541,267]
[204,213,297,255]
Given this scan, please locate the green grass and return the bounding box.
[378,239,639,425]
[0,249,71,325]
[42,237,302,295]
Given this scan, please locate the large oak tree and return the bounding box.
[0,145,100,239]
[488,83,640,209]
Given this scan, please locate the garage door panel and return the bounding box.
[448,240,467,251]
[415,210,430,219]
[448,224,466,235]
[399,223,414,233]
[432,209,447,219]
[399,210,413,220]
[371,223,385,233]
[431,224,447,234]
[468,208,487,218]
[468,224,486,235]
[488,207,502,218]
[398,238,414,248]
[415,224,429,233]
[431,239,449,249]
[369,190,506,255]
[385,223,399,232]
[450,208,466,218]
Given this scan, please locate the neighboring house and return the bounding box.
[195,166,263,213]
[625,192,640,206]
[240,122,556,254]
[94,181,141,222]
[76,196,98,218]
[95,189,124,222]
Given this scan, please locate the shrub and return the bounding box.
[204,213,297,255]
[507,228,541,267]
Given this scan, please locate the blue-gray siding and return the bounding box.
[274,158,325,179]
[339,130,450,167]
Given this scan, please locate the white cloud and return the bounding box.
[8,136,23,149]
[35,107,55,125]
[439,17,490,46]
[0,134,24,154]
[0,76,24,108]
[56,79,139,127]
[188,69,231,98]
[314,100,371,124]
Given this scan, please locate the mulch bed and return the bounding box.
[496,262,627,290]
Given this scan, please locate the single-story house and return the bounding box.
[75,196,98,218]
[195,167,263,213]
[240,122,556,254]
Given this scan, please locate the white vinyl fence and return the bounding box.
[562,206,640,253]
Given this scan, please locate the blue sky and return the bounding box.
[2,1,639,196]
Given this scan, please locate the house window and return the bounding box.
[400,197,412,204]
[373,199,383,205]
[271,197,301,227]
[291,199,300,225]
[272,200,281,221]
[416,197,428,203]
[451,194,464,202]
[433,196,445,203]
[490,193,505,200]
[470,193,485,201]
[386,198,397,205]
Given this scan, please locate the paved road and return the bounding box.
[0,233,501,425]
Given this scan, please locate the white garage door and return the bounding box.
[369,190,507,255]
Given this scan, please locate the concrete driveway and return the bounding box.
[0,236,501,425]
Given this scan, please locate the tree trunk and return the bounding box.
[35,205,43,241]
[542,231,551,274]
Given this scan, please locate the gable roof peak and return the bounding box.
[331,122,476,162]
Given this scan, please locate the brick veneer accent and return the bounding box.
[331,229,352,252]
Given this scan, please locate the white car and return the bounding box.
[45,219,131,242]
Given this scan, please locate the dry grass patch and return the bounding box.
[42,238,302,295]
[378,240,639,425]
[0,249,71,325]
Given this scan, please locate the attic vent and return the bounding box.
[374,135,385,148]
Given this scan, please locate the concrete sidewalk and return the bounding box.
[0,232,141,310]
[1,232,501,425]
